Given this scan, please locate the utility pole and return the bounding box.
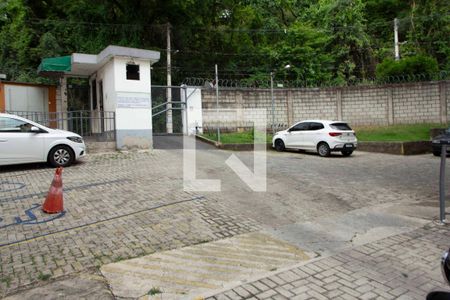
[270,71,275,134]
[215,64,220,143]
[394,18,400,61]
[166,23,173,134]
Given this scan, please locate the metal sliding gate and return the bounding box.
[151,85,186,135]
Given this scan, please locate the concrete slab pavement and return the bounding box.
[101,232,310,299]
[266,204,429,257]
[153,135,216,150]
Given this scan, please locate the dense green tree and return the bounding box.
[307,0,372,83]
[405,0,450,68]
[0,0,36,82]
[0,0,448,85]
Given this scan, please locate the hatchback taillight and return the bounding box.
[329,132,342,137]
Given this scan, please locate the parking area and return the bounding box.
[0,148,449,297]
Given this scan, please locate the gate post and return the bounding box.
[181,87,203,135]
[182,84,188,135]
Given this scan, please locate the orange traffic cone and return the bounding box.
[42,167,64,214]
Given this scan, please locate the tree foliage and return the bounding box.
[376,55,439,81]
[0,0,448,85]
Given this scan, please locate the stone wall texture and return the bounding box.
[201,81,450,128]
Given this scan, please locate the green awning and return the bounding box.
[37,56,71,75]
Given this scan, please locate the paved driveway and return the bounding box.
[0,148,449,298]
[153,135,216,149]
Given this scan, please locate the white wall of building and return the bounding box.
[96,58,116,112]
[112,57,153,149]
[114,57,151,94]
[89,59,116,134]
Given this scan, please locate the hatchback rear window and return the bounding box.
[330,123,352,130]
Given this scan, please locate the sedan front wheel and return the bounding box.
[48,145,74,167]
[274,139,285,152]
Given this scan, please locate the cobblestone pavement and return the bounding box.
[0,150,260,297]
[206,223,450,300]
[0,148,449,298]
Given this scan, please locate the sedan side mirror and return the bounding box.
[30,126,41,133]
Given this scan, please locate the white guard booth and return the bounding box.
[68,45,160,150]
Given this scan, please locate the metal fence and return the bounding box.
[4,110,116,141]
[151,86,184,134]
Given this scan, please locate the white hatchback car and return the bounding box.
[272,120,357,157]
[0,113,86,167]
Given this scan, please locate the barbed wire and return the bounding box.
[182,71,450,89]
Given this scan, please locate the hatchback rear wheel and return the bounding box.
[317,142,331,157]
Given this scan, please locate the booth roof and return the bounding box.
[37,56,71,75]
[37,46,160,78]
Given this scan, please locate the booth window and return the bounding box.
[126,64,140,80]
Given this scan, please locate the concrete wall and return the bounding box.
[201,81,450,128]
[98,58,116,112]
[90,59,116,134]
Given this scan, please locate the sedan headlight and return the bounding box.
[67,136,83,143]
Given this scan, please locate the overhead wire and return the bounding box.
[23,14,449,32]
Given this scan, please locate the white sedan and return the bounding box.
[272,120,357,157]
[0,113,86,167]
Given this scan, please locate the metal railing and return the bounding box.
[3,110,116,141]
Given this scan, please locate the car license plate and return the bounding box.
[344,143,353,148]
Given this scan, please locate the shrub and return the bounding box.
[376,55,439,82]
